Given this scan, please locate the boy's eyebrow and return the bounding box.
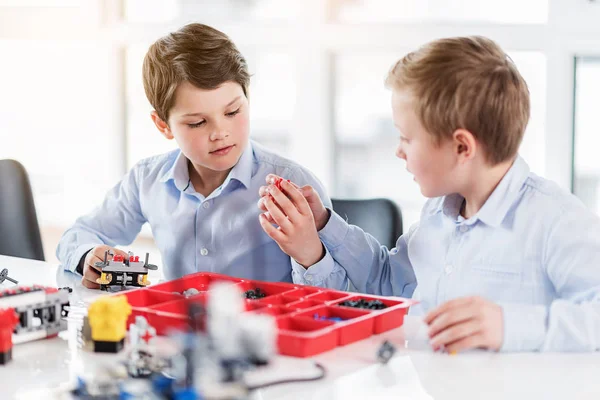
[181,96,242,117]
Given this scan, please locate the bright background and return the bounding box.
[1,0,599,265]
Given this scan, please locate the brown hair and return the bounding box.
[385,36,530,165]
[142,23,250,122]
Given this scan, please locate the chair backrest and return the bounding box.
[331,198,403,249]
[0,159,44,261]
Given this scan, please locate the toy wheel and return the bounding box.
[96,273,113,285]
[136,274,150,286]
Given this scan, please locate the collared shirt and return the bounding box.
[296,156,600,352]
[57,140,331,283]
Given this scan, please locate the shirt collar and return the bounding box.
[433,156,530,227]
[158,142,254,192]
[158,150,190,192]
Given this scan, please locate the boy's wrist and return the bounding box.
[75,249,92,275]
[315,208,331,231]
[296,243,326,269]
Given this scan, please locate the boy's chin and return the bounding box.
[419,185,445,198]
[207,153,242,171]
[206,159,238,172]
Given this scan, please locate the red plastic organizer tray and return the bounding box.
[117,272,414,358]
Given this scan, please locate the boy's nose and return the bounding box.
[210,128,229,141]
[395,145,406,160]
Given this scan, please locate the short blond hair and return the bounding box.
[385,36,530,165]
[142,23,250,122]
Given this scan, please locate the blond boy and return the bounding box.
[259,37,600,352]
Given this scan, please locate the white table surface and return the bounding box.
[1,254,599,400]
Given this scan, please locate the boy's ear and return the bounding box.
[452,128,477,162]
[151,111,174,140]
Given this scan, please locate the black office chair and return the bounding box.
[0,159,45,261]
[331,198,403,249]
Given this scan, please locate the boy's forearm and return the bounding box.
[318,209,413,296]
[57,167,147,272]
[498,303,547,352]
[56,226,103,273]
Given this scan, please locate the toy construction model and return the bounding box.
[95,250,158,291]
[87,295,131,353]
[0,285,70,345]
[127,316,158,378]
[69,283,278,399]
[125,283,278,398]
[206,283,277,382]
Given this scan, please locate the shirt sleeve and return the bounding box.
[56,163,147,273]
[284,165,416,296]
[316,207,417,297]
[500,204,600,352]
[291,245,349,290]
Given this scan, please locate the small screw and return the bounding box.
[0,268,18,285]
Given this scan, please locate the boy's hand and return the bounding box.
[424,296,504,353]
[258,178,325,268]
[258,174,330,231]
[82,245,129,289]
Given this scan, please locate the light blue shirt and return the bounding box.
[295,156,600,352]
[57,140,331,283]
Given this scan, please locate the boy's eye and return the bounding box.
[188,120,206,128]
[226,108,240,117]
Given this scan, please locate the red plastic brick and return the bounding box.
[274,177,291,192]
[0,308,19,353]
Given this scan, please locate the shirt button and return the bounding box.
[200,248,209,256]
[305,275,313,282]
[459,225,468,233]
[444,264,453,274]
[202,201,210,209]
